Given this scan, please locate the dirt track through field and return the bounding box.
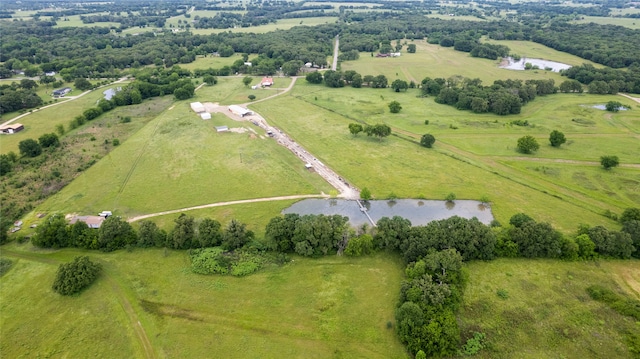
[128,194,329,222]
[2,249,157,358]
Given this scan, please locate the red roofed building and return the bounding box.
[261,77,273,87]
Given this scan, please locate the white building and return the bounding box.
[228,105,252,117]
[190,102,205,113]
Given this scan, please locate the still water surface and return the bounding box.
[283,199,494,227]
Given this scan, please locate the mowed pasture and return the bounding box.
[195,76,293,105]
[1,245,408,359]
[339,40,584,84]
[460,258,640,359]
[33,92,332,219]
[187,17,340,35]
[251,82,638,230]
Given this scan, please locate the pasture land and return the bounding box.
[54,14,119,28]
[0,83,130,155]
[481,39,603,68]
[339,40,580,84]
[176,54,247,71]
[187,17,339,35]
[196,76,293,105]
[1,245,408,359]
[460,258,640,359]
[572,16,640,29]
[250,84,638,231]
[32,96,332,219]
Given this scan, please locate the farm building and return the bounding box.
[261,77,273,87]
[200,113,211,120]
[0,123,24,134]
[190,102,205,113]
[69,215,105,229]
[229,105,252,117]
[215,126,229,132]
[52,87,72,97]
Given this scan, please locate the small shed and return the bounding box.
[215,126,229,132]
[0,123,24,134]
[190,102,205,113]
[200,113,211,120]
[261,77,273,87]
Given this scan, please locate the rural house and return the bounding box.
[69,215,105,229]
[52,87,72,97]
[261,77,273,87]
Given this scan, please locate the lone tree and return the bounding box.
[391,79,408,92]
[360,187,372,200]
[348,123,363,136]
[52,256,102,295]
[203,75,217,86]
[420,134,436,148]
[388,101,402,113]
[517,135,540,154]
[248,94,256,101]
[18,138,42,157]
[407,44,417,53]
[605,101,624,112]
[305,72,323,84]
[549,130,566,147]
[600,155,619,170]
[242,76,252,87]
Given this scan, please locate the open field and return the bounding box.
[54,14,118,28]
[339,40,582,84]
[0,83,129,155]
[175,54,247,71]
[187,17,339,35]
[1,245,408,359]
[196,76,293,105]
[572,16,640,30]
[31,93,332,219]
[250,83,638,231]
[460,258,640,358]
[481,38,603,68]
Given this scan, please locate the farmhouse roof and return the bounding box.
[0,123,25,134]
[261,77,273,86]
[69,215,105,229]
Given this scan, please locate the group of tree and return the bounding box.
[348,123,392,140]
[30,213,254,253]
[52,256,102,296]
[561,64,640,94]
[422,76,557,115]
[0,81,44,115]
[307,70,390,89]
[15,132,60,160]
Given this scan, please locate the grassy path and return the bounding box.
[2,249,157,359]
[127,194,329,222]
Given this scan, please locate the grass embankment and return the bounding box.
[32,92,332,219]
[339,39,597,85]
[459,258,640,358]
[251,83,639,231]
[1,245,408,358]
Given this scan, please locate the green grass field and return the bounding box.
[250,82,638,231]
[31,89,331,219]
[196,76,293,105]
[187,17,339,35]
[481,38,603,67]
[0,83,130,155]
[572,16,640,30]
[460,258,640,358]
[1,245,408,359]
[339,40,583,85]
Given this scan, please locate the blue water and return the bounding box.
[282,199,494,227]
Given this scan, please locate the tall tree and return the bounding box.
[549,130,566,147]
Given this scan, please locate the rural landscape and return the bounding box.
[1,0,640,358]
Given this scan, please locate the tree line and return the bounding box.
[24,205,640,355]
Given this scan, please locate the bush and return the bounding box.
[52,256,102,295]
[517,135,540,154]
[460,332,486,356]
[420,134,436,148]
[0,258,13,277]
[600,155,619,170]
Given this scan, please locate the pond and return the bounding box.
[103,87,122,100]
[500,57,572,72]
[282,199,494,227]
[589,104,628,111]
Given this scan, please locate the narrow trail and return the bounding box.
[128,194,328,222]
[619,93,640,104]
[2,249,157,359]
[332,35,339,71]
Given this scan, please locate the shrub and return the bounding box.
[52,256,102,295]
[517,135,539,154]
[460,332,486,356]
[496,289,509,299]
[0,258,13,277]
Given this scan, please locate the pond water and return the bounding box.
[589,104,628,111]
[500,57,572,72]
[282,199,494,227]
[103,87,122,100]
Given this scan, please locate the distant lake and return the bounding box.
[282,199,494,227]
[103,87,122,100]
[500,57,571,72]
